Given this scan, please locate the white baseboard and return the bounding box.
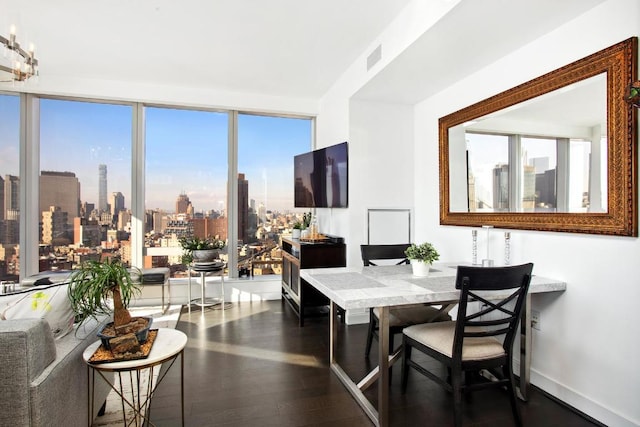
[514,361,638,427]
[130,277,283,307]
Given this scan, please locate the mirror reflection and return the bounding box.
[448,74,607,214]
[439,37,637,236]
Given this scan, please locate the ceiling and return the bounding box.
[355,0,606,104]
[1,0,411,99]
[2,0,607,104]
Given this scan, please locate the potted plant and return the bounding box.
[292,221,303,239]
[180,236,225,263]
[67,258,151,354]
[627,80,640,108]
[405,242,440,277]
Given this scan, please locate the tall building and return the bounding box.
[492,164,509,211]
[110,191,125,216]
[73,217,101,247]
[4,175,19,218]
[81,202,95,219]
[39,171,80,221]
[98,164,108,213]
[238,173,249,244]
[175,193,192,215]
[42,206,69,245]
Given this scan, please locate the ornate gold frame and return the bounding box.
[439,37,637,236]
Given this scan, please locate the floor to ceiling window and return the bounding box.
[6,93,313,281]
[0,93,20,281]
[144,107,228,278]
[39,98,132,270]
[236,113,312,277]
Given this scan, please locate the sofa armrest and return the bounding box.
[0,318,56,426]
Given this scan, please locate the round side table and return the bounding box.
[83,328,187,427]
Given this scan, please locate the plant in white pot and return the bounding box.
[180,236,225,263]
[292,221,304,239]
[405,242,440,277]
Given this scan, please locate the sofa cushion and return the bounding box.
[0,282,75,339]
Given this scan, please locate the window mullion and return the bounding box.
[131,103,145,268]
[227,111,239,278]
[508,135,521,212]
[20,94,40,278]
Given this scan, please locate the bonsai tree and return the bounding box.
[68,257,142,329]
[405,242,440,264]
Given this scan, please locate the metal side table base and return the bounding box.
[187,263,226,312]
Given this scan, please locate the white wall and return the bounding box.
[414,3,640,425]
[318,0,640,425]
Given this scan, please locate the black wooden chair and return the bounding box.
[400,263,534,427]
[360,244,451,357]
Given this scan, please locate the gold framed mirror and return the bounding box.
[439,37,637,236]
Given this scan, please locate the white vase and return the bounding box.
[292,229,301,239]
[411,260,431,277]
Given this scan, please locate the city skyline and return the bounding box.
[1,96,312,213]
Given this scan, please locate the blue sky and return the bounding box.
[1,94,312,213]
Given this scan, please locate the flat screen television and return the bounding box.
[294,142,348,208]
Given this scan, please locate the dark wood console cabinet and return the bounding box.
[281,236,346,326]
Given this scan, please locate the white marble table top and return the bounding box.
[300,263,566,310]
[83,328,187,370]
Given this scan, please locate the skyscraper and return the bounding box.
[3,174,19,221]
[39,171,80,219]
[175,193,192,215]
[98,164,108,213]
[110,191,125,216]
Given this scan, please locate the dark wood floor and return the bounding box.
[146,300,600,426]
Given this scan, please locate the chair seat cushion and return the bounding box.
[403,321,504,361]
[373,304,451,327]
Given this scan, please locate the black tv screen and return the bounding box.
[294,142,348,208]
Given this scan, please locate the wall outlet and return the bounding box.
[531,310,541,331]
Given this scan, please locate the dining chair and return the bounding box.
[360,244,451,357]
[400,263,534,427]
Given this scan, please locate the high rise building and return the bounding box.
[73,217,101,247]
[492,164,509,211]
[110,191,125,216]
[4,175,19,217]
[42,206,69,245]
[81,202,95,219]
[98,164,108,213]
[39,171,80,221]
[238,173,249,244]
[175,193,192,215]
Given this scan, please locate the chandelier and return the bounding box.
[0,26,38,82]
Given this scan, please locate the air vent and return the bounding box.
[367,44,382,71]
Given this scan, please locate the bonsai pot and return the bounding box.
[97,316,153,350]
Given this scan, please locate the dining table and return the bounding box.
[300,262,566,427]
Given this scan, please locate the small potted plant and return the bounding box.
[68,258,151,355]
[292,221,303,239]
[405,242,440,277]
[180,236,225,263]
[626,80,640,108]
